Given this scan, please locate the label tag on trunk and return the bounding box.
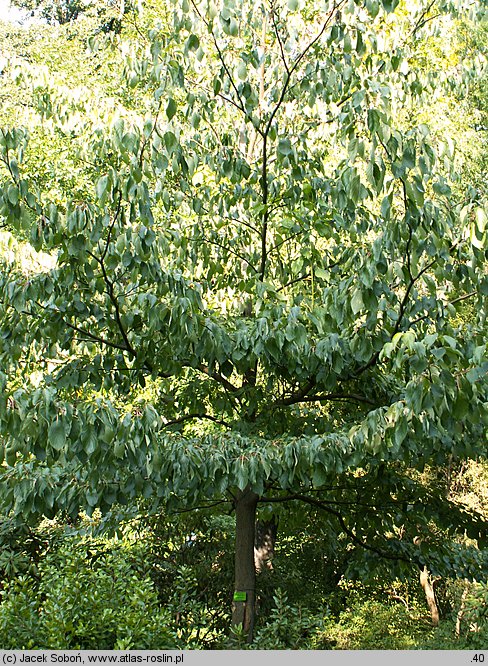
[233,591,247,601]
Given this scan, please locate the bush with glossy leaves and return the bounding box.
[0,538,177,649]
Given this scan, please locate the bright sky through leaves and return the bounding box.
[0,0,28,22]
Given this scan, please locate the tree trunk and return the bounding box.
[455,583,469,637]
[254,517,278,572]
[232,489,259,643]
[420,566,440,626]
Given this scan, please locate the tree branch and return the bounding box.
[276,272,311,292]
[197,204,260,234]
[272,378,315,407]
[87,250,137,358]
[63,319,131,353]
[268,230,304,255]
[197,364,239,394]
[449,291,477,306]
[189,237,258,272]
[258,0,346,283]
[409,0,439,38]
[190,0,250,121]
[270,4,290,76]
[100,190,123,263]
[163,412,231,428]
[275,391,376,408]
[277,493,413,563]
[172,499,229,514]
[355,255,439,377]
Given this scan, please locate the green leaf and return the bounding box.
[349,175,360,204]
[470,221,485,249]
[5,446,16,466]
[166,98,177,121]
[277,138,292,156]
[48,421,66,451]
[236,464,248,491]
[186,34,200,52]
[312,465,328,487]
[96,174,110,202]
[222,15,239,37]
[7,184,19,206]
[452,395,469,419]
[351,289,364,314]
[381,0,399,12]
[366,0,379,17]
[475,207,487,233]
[229,18,239,37]
[237,61,247,80]
[394,417,408,447]
[86,489,98,507]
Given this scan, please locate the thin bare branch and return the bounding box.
[190,0,248,118]
[196,364,239,395]
[100,190,123,263]
[449,291,477,306]
[63,320,131,353]
[270,5,290,76]
[275,391,376,408]
[409,0,439,37]
[87,250,137,357]
[276,273,311,292]
[189,236,258,272]
[163,412,231,428]
[172,499,229,514]
[278,493,413,563]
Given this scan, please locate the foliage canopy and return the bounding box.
[0,0,487,638]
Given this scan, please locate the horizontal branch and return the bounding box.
[65,321,133,353]
[163,412,231,428]
[272,493,413,564]
[189,237,258,272]
[274,390,376,408]
[276,273,310,292]
[448,291,477,306]
[409,290,478,329]
[172,499,229,514]
[197,365,239,394]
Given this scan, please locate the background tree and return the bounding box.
[7,0,129,25]
[9,0,90,23]
[0,0,487,641]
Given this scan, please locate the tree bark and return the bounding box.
[232,488,259,643]
[420,566,440,626]
[455,583,469,637]
[254,517,278,572]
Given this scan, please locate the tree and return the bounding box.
[0,0,487,641]
[9,0,88,23]
[8,0,127,26]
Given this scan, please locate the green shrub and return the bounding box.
[0,517,49,585]
[317,598,435,649]
[0,540,177,649]
[460,582,488,648]
[251,589,329,649]
[251,585,438,650]
[420,581,488,650]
